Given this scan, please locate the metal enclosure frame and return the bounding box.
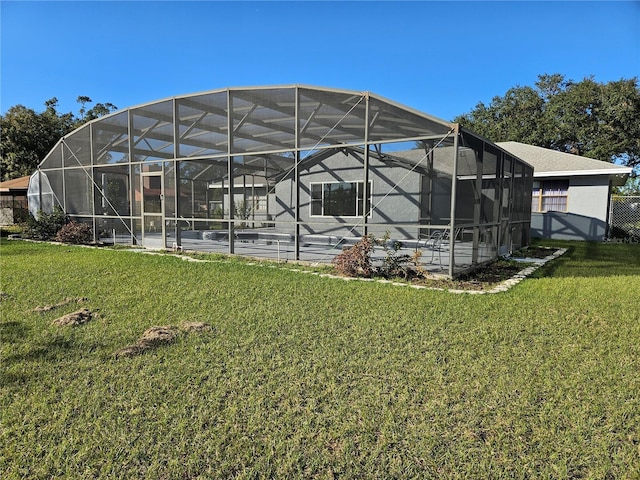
[28,85,533,278]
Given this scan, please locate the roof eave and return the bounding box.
[534,167,633,178]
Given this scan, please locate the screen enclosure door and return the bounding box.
[142,173,165,248]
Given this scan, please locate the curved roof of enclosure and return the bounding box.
[37,85,457,171]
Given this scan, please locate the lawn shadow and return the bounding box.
[534,242,640,278]
[3,332,86,366]
[531,245,574,278]
[0,321,30,344]
[2,334,81,386]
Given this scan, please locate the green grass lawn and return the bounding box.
[1,239,639,479]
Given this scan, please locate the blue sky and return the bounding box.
[1,1,639,121]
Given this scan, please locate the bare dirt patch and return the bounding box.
[180,321,212,332]
[34,297,87,313]
[51,308,94,327]
[138,325,178,348]
[114,322,212,359]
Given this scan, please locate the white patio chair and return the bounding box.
[418,230,450,264]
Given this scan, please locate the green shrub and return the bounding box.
[13,208,30,224]
[22,207,68,240]
[375,231,412,278]
[54,220,93,244]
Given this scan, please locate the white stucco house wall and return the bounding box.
[498,142,632,241]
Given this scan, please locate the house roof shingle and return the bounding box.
[0,175,30,192]
[497,141,632,178]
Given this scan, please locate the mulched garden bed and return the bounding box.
[413,259,528,291]
[412,246,558,291]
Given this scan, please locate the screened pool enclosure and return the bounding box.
[28,85,533,277]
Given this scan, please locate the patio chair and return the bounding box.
[417,229,450,264]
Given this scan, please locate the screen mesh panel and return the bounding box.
[231,88,296,154]
[96,217,133,244]
[298,88,366,148]
[179,159,227,220]
[512,161,526,221]
[94,165,130,216]
[63,128,92,167]
[46,169,64,209]
[481,149,498,223]
[368,97,452,142]
[93,111,130,164]
[41,143,63,170]
[131,164,141,216]
[131,100,175,162]
[177,92,228,157]
[164,162,176,217]
[64,168,93,215]
[502,155,512,219]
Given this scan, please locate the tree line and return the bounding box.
[0,97,117,181]
[454,74,640,179]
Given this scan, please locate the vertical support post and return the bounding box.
[294,87,301,260]
[242,172,247,228]
[89,123,97,243]
[37,169,43,218]
[362,92,370,238]
[221,178,225,220]
[175,164,181,244]
[472,140,483,265]
[294,151,301,260]
[61,143,66,213]
[191,180,195,218]
[448,126,460,278]
[128,109,136,244]
[227,89,235,254]
[607,188,614,239]
[264,157,270,222]
[494,151,503,255]
[173,98,181,247]
[420,141,434,238]
[507,156,515,252]
[250,175,255,227]
[160,162,166,249]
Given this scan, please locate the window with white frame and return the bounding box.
[532,179,569,212]
[310,181,370,217]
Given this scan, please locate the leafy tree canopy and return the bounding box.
[0,97,116,181]
[454,74,640,174]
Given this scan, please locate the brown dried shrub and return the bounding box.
[331,235,375,277]
[54,220,93,244]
